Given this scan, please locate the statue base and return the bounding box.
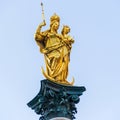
[27,79,86,120]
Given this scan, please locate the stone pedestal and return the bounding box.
[50,117,70,120]
[27,80,86,120]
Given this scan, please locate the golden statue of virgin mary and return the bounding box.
[34,13,74,85]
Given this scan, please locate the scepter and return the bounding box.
[41,2,46,23]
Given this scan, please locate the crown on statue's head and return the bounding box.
[50,13,60,22]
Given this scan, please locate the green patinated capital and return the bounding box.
[27,80,86,120]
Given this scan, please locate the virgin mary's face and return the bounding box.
[52,21,59,31]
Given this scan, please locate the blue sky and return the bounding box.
[0,0,120,120]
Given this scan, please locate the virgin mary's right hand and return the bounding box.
[39,21,46,27]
